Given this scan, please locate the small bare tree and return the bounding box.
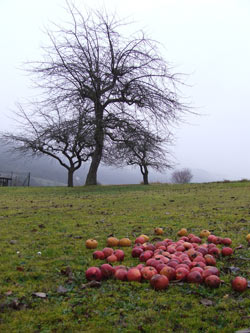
[171,168,193,184]
[104,123,173,185]
[2,103,94,187]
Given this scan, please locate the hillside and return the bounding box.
[0,182,249,332]
[0,144,229,186]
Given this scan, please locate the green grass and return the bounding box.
[0,182,249,332]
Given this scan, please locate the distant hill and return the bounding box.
[0,143,227,186]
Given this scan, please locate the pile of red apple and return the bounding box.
[85,232,248,292]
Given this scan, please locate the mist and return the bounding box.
[1,0,250,183]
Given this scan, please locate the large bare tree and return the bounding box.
[26,2,188,185]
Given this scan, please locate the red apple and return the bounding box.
[146,258,159,268]
[204,266,220,276]
[132,247,144,258]
[202,269,215,280]
[150,274,169,290]
[159,256,169,264]
[106,254,118,263]
[160,266,176,281]
[135,236,146,244]
[114,249,125,261]
[207,243,216,249]
[187,271,203,284]
[182,242,193,250]
[176,264,190,271]
[156,263,167,273]
[179,236,189,242]
[197,247,208,256]
[139,250,153,262]
[176,245,185,252]
[221,247,233,256]
[187,249,198,259]
[181,260,192,268]
[166,246,176,254]
[145,243,156,251]
[204,254,216,266]
[193,256,206,264]
[100,264,115,278]
[102,247,114,258]
[85,267,102,281]
[231,276,248,292]
[141,266,158,280]
[136,263,145,271]
[191,261,206,269]
[92,251,105,260]
[127,268,142,282]
[222,238,232,246]
[114,268,127,281]
[205,275,221,288]
[190,236,202,244]
[167,260,179,269]
[155,241,166,249]
[113,265,127,273]
[176,267,189,280]
[208,247,220,256]
[207,235,217,243]
[191,267,203,274]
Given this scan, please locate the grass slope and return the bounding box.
[0,182,249,332]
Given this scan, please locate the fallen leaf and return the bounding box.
[222,266,240,274]
[80,281,101,289]
[170,280,184,285]
[61,266,73,277]
[234,244,244,250]
[238,218,247,222]
[200,299,214,306]
[151,237,162,242]
[1,298,29,311]
[32,292,47,298]
[80,284,87,289]
[88,281,101,288]
[4,291,13,296]
[57,286,68,294]
[16,266,25,272]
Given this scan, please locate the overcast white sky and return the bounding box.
[1,0,250,181]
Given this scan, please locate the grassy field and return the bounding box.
[0,182,249,332]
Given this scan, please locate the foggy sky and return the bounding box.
[1,0,250,181]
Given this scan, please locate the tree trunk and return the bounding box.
[85,109,104,185]
[143,168,149,185]
[140,164,149,185]
[85,147,102,185]
[68,169,74,187]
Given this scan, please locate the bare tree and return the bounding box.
[171,168,193,184]
[26,2,188,185]
[2,103,94,187]
[104,123,173,185]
